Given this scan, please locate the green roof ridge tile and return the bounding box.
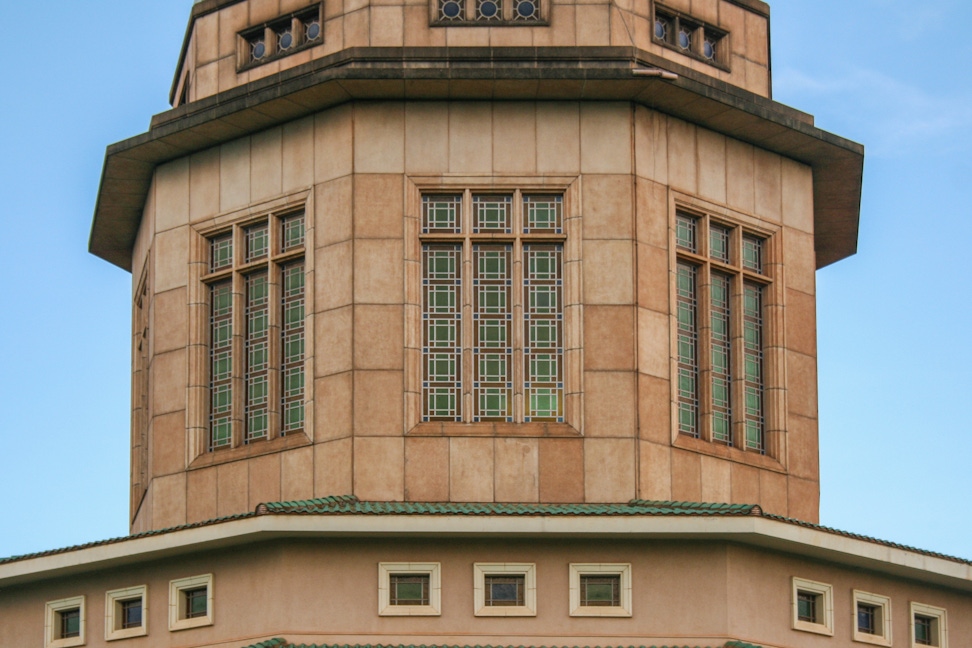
[249,642,737,648]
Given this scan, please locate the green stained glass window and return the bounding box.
[485,575,525,606]
[523,195,562,233]
[423,244,462,421]
[210,233,233,271]
[710,224,730,263]
[676,262,698,436]
[914,615,934,645]
[797,591,818,623]
[675,213,697,252]
[580,575,620,606]
[185,587,208,619]
[390,574,430,605]
[281,212,305,251]
[245,222,269,261]
[59,609,81,638]
[742,234,763,273]
[473,195,512,233]
[423,195,461,233]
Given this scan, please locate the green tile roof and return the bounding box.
[257,495,761,517]
[242,642,763,648]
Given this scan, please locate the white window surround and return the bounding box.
[45,595,85,648]
[473,563,537,616]
[853,589,892,646]
[378,562,441,616]
[568,563,632,617]
[105,585,148,641]
[911,601,948,648]
[791,577,834,636]
[168,574,214,631]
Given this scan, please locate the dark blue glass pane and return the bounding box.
[490,583,518,601]
[443,1,462,17]
[280,33,293,49]
[481,1,498,16]
[254,42,266,59]
[307,22,321,39]
[654,20,665,39]
[678,30,690,49]
[517,1,535,17]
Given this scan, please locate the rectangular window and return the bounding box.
[45,596,85,648]
[239,4,322,70]
[569,564,631,617]
[106,585,148,640]
[59,610,80,638]
[674,211,771,453]
[911,602,947,648]
[203,212,306,451]
[792,577,833,636]
[379,563,441,616]
[474,563,536,616]
[169,574,213,631]
[580,574,621,607]
[421,192,564,424]
[485,575,525,606]
[853,590,892,646]
[653,5,728,66]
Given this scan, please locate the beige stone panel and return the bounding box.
[250,0,282,24]
[354,437,406,500]
[667,118,698,194]
[580,103,631,174]
[786,288,817,357]
[787,350,818,419]
[730,462,760,505]
[575,3,609,45]
[194,12,219,65]
[670,448,702,501]
[744,58,769,97]
[492,103,537,174]
[152,473,187,529]
[189,147,221,222]
[316,176,353,247]
[345,0,368,14]
[353,370,404,435]
[584,306,636,371]
[193,61,219,101]
[536,102,580,174]
[495,438,539,502]
[634,106,669,185]
[404,437,450,501]
[753,147,782,221]
[282,116,315,191]
[720,3,746,57]
[450,438,494,502]
[281,0,311,12]
[725,138,755,214]
[354,102,405,173]
[490,25,534,47]
[186,466,217,523]
[638,440,672,500]
[132,178,155,287]
[608,3,633,46]
[700,455,731,503]
[584,438,635,502]
[690,0,717,24]
[759,469,787,517]
[324,18,345,56]
[281,446,315,501]
[315,305,353,376]
[405,102,450,173]
[445,26,490,47]
[744,11,769,65]
[636,242,668,313]
[535,4,576,47]
[635,177,668,249]
[582,174,633,240]
[353,239,404,305]
[638,307,670,379]
[152,349,186,415]
[784,228,816,294]
[638,374,671,444]
[404,7,446,47]
[151,411,186,478]
[218,2,248,58]
[353,305,404,370]
[316,241,353,311]
[315,372,353,441]
[583,239,634,304]
[155,158,190,233]
[781,157,814,234]
[538,438,584,502]
[584,371,636,437]
[248,453,282,509]
[154,287,188,354]
[787,475,819,523]
[154,226,189,293]
[218,56,243,95]
[371,6,404,45]
[314,437,353,496]
[448,102,493,173]
[787,413,819,481]
[696,128,727,203]
[315,104,353,184]
[216,460,248,516]
[353,174,405,238]
[324,0,345,19]
[220,137,251,210]
[250,127,284,201]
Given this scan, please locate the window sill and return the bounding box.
[408,422,580,437]
[189,432,311,470]
[673,434,785,473]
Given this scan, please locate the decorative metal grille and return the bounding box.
[245,272,270,441]
[210,281,233,449]
[281,262,305,433]
[423,244,462,421]
[580,574,621,606]
[390,574,430,605]
[743,282,764,451]
[676,262,699,437]
[524,244,563,421]
[474,244,513,421]
[485,575,525,606]
[710,272,732,443]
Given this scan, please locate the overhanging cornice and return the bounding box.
[91,46,863,271]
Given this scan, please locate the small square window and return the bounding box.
[474,563,536,616]
[791,577,833,636]
[911,602,947,648]
[169,574,213,631]
[378,563,441,616]
[569,564,631,617]
[105,585,148,641]
[853,590,892,646]
[45,596,85,648]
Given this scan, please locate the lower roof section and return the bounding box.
[90,46,863,272]
[241,641,764,648]
[0,497,968,592]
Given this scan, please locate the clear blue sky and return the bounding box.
[0,1,969,560]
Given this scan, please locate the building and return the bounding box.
[1,0,969,646]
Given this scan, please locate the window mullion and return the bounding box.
[267,259,283,440]
[698,261,714,443]
[728,262,747,450]
[462,191,474,422]
[512,191,524,423]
